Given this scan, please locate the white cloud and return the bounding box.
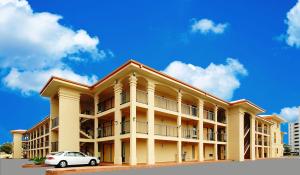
[191,18,228,34]
[3,67,97,95]
[0,0,111,94]
[279,106,300,122]
[285,0,300,47]
[162,58,247,100]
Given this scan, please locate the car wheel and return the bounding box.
[58,160,67,168]
[89,159,97,166]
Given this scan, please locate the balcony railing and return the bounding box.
[182,128,198,139]
[217,117,227,124]
[45,128,49,134]
[51,142,58,152]
[120,91,130,105]
[98,124,114,138]
[204,132,215,141]
[257,127,262,133]
[51,117,59,128]
[136,90,148,104]
[136,121,148,134]
[121,121,130,134]
[257,140,262,145]
[181,103,198,116]
[217,133,227,142]
[203,110,214,121]
[98,97,114,113]
[154,124,178,137]
[154,95,178,112]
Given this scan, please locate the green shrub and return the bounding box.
[32,157,46,165]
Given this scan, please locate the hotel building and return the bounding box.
[288,122,300,153]
[11,60,285,165]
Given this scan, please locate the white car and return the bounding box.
[45,151,100,168]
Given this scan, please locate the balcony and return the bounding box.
[257,140,262,145]
[51,142,58,152]
[257,127,262,133]
[182,128,198,139]
[217,133,227,142]
[136,121,148,134]
[204,132,215,141]
[154,124,178,137]
[121,121,130,134]
[203,110,214,121]
[217,116,227,124]
[181,103,198,117]
[51,117,59,128]
[136,90,148,104]
[264,141,268,146]
[154,95,178,112]
[98,97,114,113]
[45,128,49,134]
[98,124,114,138]
[120,91,130,105]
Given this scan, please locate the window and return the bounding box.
[65,152,76,157]
[75,152,85,157]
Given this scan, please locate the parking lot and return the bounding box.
[0,158,299,175]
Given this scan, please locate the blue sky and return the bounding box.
[0,0,300,144]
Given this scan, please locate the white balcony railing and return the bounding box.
[136,90,148,104]
[154,95,178,112]
[181,103,198,116]
[203,110,214,121]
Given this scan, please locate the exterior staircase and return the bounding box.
[244,123,250,157]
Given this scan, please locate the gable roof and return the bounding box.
[40,59,264,112]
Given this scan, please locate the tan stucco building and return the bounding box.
[11,60,285,164]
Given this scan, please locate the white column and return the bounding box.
[214,106,218,160]
[250,115,256,160]
[114,81,122,165]
[147,80,155,165]
[262,124,265,158]
[177,90,182,163]
[225,109,229,160]
[129,74,137,165]
[198,99,204,161]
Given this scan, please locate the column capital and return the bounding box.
[114,81,123,92]
[58,88,80,100]
[214,105,218,110]
[198,98,204,106]
[129,74,137,85]
[147,80,155,92]
[177,90,182,101]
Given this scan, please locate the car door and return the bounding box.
[75,152,89,165]
[64,152,76,165]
